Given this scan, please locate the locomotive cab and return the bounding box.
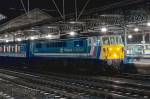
[100,35,125,71]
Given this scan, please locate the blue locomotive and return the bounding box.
[0,35,124,73]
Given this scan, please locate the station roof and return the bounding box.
[0,9,52,33]
[0,0,125,18]
[0,0,146,23]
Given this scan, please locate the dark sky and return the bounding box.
[0,0,122,19]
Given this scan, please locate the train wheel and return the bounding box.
[107,60,121,73]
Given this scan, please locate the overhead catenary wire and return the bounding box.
[63,0,65,21]
[28,0,29,12]
[75,0,78,21]
[77,0,90,20]
[54,0,145,22]
[20,0,28,14]
[87,0,145,14]
[52,0,64,19]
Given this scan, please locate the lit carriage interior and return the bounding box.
[0,45,21,53]
[0,44,26,57]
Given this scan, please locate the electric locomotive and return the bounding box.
[0,35,124,73]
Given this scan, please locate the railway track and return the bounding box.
[117,73,150,80]
[0,77,63,99]
[0,69,149,99]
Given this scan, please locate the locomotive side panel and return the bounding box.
[31,38,94,58]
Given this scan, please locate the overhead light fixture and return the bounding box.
[5,40,9,43]
[30,36,36,40]
[46,34,52,38]
[69,31,76,36]
[27,29,38,32]
[5,34,8,38]
[147,22,150,26]
[69,21,76,24]
[134,28,139,32]
[17,38,22,42]
[47,26,57,29]
[128,35,132,39]
[101,27,107,32]
[68,21,85,24]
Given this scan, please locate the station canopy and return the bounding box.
[0,9,52,33]
[0,0,150,42]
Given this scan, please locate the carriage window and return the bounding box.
[146,45,150,49]
[4,45,6,52]
[0,47,2,52]
[15,45,18,53]
[116,36,122,44]
[46,42,66,48]
[7,45,11,52]
[6,46,11,52]
[11,46,15,52]
[17,46,21,53]
[109,36,116,44]
[102,37,110,45]
[62,42,67,47]
[50,43,55,47]
[46,43,50,48]
[57,42,66,47]
[96,40,101,46]
[15,45,20,53]
[127,45,143,55]
[74,40,83,47]
[36,43,42,48]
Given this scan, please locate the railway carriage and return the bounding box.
[0,35,125,73]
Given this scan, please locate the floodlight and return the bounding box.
[134,28,139,32]
[128,35,132,39]
[46,34,52,38]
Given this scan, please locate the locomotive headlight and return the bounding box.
[117,47,120,51]
[113,53,117,57]
[109,48,112,51]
